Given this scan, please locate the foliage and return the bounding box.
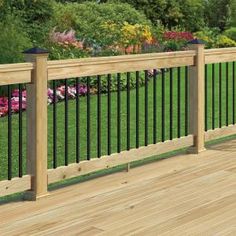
[111,0,205,32]
[215,35,236,48]
[79,72,150,93]
[0,84,88,117]
[204,0,231,31]
[162,31,194,51]
[47,28,90,59]
[224,27,236,41]
[0,15,32,64]
[194,28,220,48]
[52,2,151,46]
[231,0,236,26]
[0,0,55,44]
[194,28,236,48]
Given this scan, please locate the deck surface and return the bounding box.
[1,139,236,236]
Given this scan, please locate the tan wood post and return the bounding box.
[188,39,206,154]
[24,48,49,200]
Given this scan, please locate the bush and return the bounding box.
[194,28,220,48]
[0,15,32,96]
[46,28,90,60]
[0,15,32,64]
[204,0,231,31]
[162,31,194,51]
[215,35,236,48]
[112,0,205,32]
[79,72,149,93]
[52,2,152,50]
[0,0,55,44]
[224,27,236,41]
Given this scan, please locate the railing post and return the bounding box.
[188,39,206,154]
[24,48,49,200]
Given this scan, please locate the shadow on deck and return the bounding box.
[0,139,236,235]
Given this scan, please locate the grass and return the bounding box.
[0,62,235,180]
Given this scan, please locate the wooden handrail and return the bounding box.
[205,48,236,64]
[0,63,33,86]
[47,50,196,80]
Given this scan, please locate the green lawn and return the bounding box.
[0,63,235,180]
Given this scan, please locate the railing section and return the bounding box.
[0,44,236,199]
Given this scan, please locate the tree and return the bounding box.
[230,0,236,26]
[204,0,231,31]
[110,0,205,31]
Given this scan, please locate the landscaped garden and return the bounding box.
[0,0,235,180]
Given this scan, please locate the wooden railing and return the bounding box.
[0,41,236,200]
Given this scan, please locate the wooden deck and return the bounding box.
[1,139,236,236]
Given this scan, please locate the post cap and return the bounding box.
[188,38,206,45]
[23,47,49,54]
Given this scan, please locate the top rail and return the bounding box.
[47,50,196,80]
[0,63,33,86]
[0,47,236,85]
[205,48,236,64]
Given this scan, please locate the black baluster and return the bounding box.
[127,72,130,150]
[136,71,139,148]
[107,74,111,155]
[162,69,165,142]
[117,73,121,153]
[185,66,189,136]
[219,63,222,128]
[212,64,215,129]
[97,75,101,158]
[153,69,157,144]
[205,64,208,131]
[76,78,80,163]
[53,80,57,168]
[87,77,91,160]
[8,85,12,180]
[226,63,229,126]
[65,80,68,166]
[170,68,173,140]
[145,70,148,146]
[18,84,23,177]
[177,67,181,138]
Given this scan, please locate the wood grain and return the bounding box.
[0,138,235,235]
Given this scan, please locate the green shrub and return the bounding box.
[47,43,90,60]
[79,72,148,93]
[204,0,231,31]
[0,0,55,44]
[215,35,236,48]
[112,0,205,32]
[194,28,220,48]
[52,2,152,48]
[224,27,236,41]
[0,15,32,64]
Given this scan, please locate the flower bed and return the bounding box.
[0,85,88,117]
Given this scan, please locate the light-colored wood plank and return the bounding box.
[0,175,30,197]
[0,63,33,85]
[205,124,236,142]
[25,53,49,200]
[205,47,236,64]
[47,135,193,184]
[47,50,196,80]
[189,42,206,153]
[0,139,235,235]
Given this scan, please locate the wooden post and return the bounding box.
[188,39,206,154]
[24,48,49,200]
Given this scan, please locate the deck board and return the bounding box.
[0,139,236,235]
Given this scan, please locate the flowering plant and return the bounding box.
[0,84,88,117]
[48,28,90,59]
[162,31,194,51]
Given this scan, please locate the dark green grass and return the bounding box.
[0,62,235,180]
